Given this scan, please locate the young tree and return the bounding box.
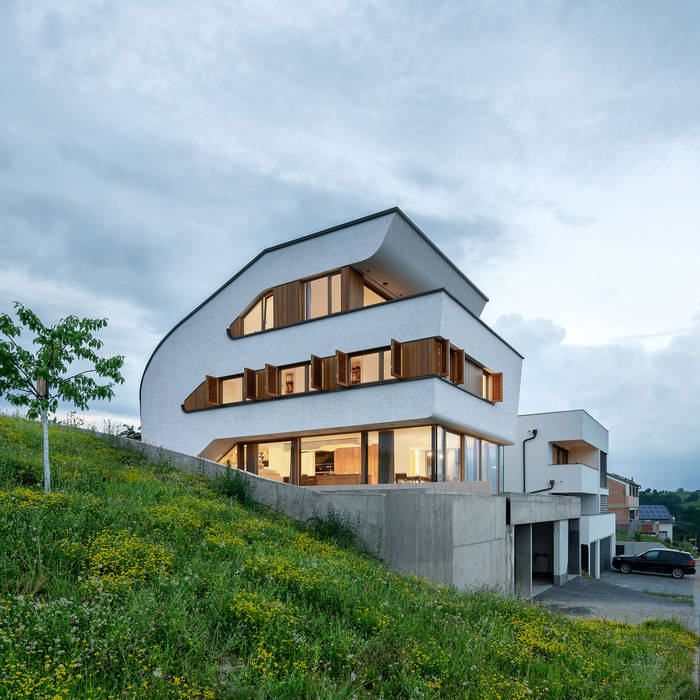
[0,302,125,492]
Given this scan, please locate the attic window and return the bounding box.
[243,293,274,334]
[363,283,386,307]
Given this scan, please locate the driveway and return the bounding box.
[533,570,697,630]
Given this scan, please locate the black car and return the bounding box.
[612,548,696,579]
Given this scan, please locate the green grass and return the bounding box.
[645,591,694,606]
[0,416,697,699]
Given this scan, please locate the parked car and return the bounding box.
[612,548,696,579]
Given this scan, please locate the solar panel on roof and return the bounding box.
[639,505,671,520]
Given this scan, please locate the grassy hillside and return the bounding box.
[0,417,696,699]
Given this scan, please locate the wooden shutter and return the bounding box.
[244,368,257,400]
[183,380,207,411]
[336,350,348,386]
[390,339,403,378]
[273,281,303,327]
[265,364,279,397]
[454,347,465,384]
[310,355,323,390]
[206,375,220,406]
[228,317,243,338]
[491,372,503,402]
[438,339,449,377]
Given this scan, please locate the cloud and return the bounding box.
[494,311,700,489]
[0,2,699,488]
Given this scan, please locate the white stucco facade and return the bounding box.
[141,209,522,460]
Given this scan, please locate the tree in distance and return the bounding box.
[0,302,125,492]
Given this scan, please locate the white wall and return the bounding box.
[503,410,608,493]
[142,289,522,458]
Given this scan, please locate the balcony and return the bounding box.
[547,463,600,496]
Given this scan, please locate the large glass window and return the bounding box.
[350,352,380,384]
[444,431,461,481]
[481,440,500,494]
[242,294,273,335]
[242,299,262,334]
[482,372,492,400]
[256,442,292,483]
[381,350,396,381]
[300,433,362,486]
[552,444,569,465]
[330,273,341,314]
[367,431,379,484]
[221,377,243,404]
[281,365,306,395]
[393,426,433,483]
[305,277,329,319]
[363,284,386,307]
[465,436,479,481]
[217,444,239,468]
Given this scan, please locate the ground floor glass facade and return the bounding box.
[217,424,504,492]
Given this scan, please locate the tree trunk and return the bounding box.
[41,408,51,493]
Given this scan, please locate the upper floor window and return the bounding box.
[350,352,381,384]
[305,273,341,320]
[221,376,243,403]
[243,292,274,334]
[552,444,569,465]
[363,283,386,307]
[281,365,306,395]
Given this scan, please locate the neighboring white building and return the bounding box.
[503,410,617,579]
[639,505,675,541]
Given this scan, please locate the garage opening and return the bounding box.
[567,518,580,575]
[581,544,589,574]
[532,522,554,587]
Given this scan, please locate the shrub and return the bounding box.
[212,467,253,506]
[307,506,356,547]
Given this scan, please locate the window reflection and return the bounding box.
[350,352,380,384]
[257,442,292,483]
[367,431,379,484]
[444,431,461,481]
[221,377,242,404]
[330,273,341,314]
[300,433,362,486]
[393,426,433,483]
[305,276,328,319]
[217,444,239,468]
[281,365,306,395]
[481,440,500,494]
[465,437,479,482]
[363,284,386,307]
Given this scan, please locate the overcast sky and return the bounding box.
[1,2,699,489]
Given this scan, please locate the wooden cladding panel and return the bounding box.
[265,364,279,397]
[336,350,348,386]
[228,317,243,339]
[491,372,503,402]
[310,355,323,390]
[206,375,220,406]
[401,338,439,379]
[341,266,364,312]
[437,339,449,377]
[452,346,465,385]
[244,368,257,400]
[183,381,208,411]
[273,280,303,327]
[390,339,403,379]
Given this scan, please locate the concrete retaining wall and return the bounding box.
[111,434,512,592]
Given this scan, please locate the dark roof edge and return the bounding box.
[138,207,495,405]
[607,472,641,487]
[517,409,609,433]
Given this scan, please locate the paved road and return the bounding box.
[534,571,696,629]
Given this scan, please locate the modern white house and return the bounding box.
[503,410,617,579]
[639,505,675,541]
[140,208,602,596]
[141,208,523,490]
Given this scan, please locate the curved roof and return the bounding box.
[140,207,492,400]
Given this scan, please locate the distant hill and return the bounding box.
[640,489,700,542]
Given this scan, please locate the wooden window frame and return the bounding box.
[206,375,219,406]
